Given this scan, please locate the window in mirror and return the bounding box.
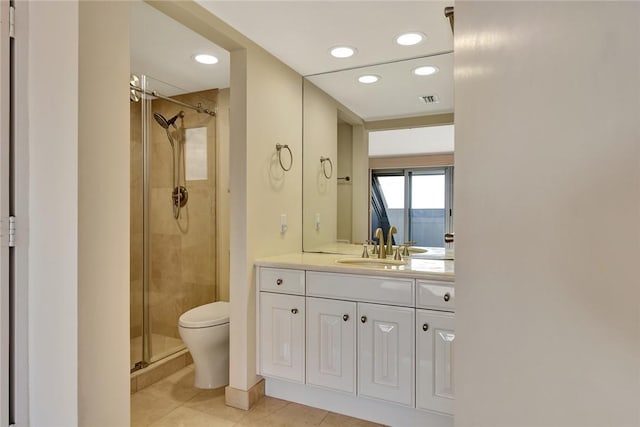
[373,174,406,243]
[371,167,453,248]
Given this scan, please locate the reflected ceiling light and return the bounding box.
[358,74,379,84]
[330,46,356,58]
[193,54,219,65]
[413,66,439,76]
[395,32,425,46]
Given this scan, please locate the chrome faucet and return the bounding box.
[374,228,386,259]
[386,226,397,256]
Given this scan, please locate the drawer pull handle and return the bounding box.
[276,278,283,286]
[343,314,349,322]
[443,292,451,302]
[423,323,429,332]
[291,308,298,314]
[360,316,367,323]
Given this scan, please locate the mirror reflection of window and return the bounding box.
[372,167,453,248]
[374,175,405,243]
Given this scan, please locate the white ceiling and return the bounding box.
[197,0,454,120]
[308,53,453,121]
[130,1,230,95]
[197,1,453,75]
[131,1,454,120]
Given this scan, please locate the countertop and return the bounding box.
[255,249,455,282]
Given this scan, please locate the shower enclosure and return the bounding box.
[130,75,219,370]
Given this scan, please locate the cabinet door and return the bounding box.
[416,309,455,414]
[306,297,356,393]
[357,303,414,406]
[259,292,305,383]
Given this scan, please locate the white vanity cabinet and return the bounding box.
[415,280,455,415]
[416,309,455,415]
[358,302,415,406]
[306,297,356,393]
[257,264,455,426]
[258,267,306,383]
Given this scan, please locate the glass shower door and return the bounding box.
[131,74,218,370]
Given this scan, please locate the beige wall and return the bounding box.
[369,153,454,170]
[351,125,369,244]
[303,81,338,250]
[27,1,80,423]
[28,2,130,424]
[337,123,353,241]
[455,2,640,426]
[216,88,231,302]
[77,1,130,426]
[240,47,304,388]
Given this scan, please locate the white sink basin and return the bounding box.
[335,258,408,267]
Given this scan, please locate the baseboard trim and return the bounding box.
[225,378,265,410]
[265,378,452,427]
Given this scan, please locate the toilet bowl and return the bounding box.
[178,301,230,389]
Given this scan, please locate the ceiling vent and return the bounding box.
[419,94,440,104]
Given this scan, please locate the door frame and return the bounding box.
[4,1,30,425]
[0,1,12,424]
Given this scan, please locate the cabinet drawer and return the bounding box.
[417,281,454,312]
[307,271,413,306]
[259,267,305,295]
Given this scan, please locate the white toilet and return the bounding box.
[178,301,230,389]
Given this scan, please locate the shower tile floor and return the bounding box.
[131,333,184,365]
[131,365,386,427]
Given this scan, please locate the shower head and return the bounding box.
[153,112,170,129]
[153,112,184,129]
[153,112,175,148]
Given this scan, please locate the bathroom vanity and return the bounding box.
[255,252,455,427]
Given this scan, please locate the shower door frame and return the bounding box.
[140,74,152,368]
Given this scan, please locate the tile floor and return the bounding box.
[131,365,385,427]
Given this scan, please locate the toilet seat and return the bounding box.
[179,301,229,328]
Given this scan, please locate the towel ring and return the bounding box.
[320,156,333,179]
[276,143,293,171]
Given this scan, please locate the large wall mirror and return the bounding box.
[302,51,454,254]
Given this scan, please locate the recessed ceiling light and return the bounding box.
[330,46,356,58]
[193,54,218,65]
[413,66,439,76]
[395,32,425,46]
[358,75,380,84]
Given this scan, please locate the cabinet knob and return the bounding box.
[291,308,298,314]
[343,314,349,322]
[443,292,451,302]
[423,323,429,331]
[360,316,367,323]
[276,278,283,286]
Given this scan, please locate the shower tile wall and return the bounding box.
[131,89,219,357]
